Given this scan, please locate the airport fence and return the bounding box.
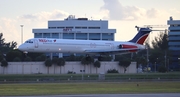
[0,73,180,83]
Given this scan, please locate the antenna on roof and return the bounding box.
[170,16,173,21]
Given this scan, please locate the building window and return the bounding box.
[169,40,180,42]
[76,33,87,40]
[75,27,81,29]
[169,35,180,37]
[170,25,180,27]
[57,27,65,29]
[170,30,180,32]
[75,27,87,29]
[102,33,113,40]
[88,27,100,29]
[48,27,56,29]
[63,33,74,39]
[52,33,59,38]
[89,33,100,40]
[82,27,87,29]
[66,27,73,29]
[43,33,50,38]
[34,33,42,38]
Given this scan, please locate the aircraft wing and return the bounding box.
[85,48,139,55]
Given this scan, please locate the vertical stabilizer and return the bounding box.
[129,28,152,45]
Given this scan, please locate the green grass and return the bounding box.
[0,82,180,96]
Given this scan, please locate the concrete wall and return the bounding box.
[0,62,137,74]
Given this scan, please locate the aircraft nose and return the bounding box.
[18,44,26,51]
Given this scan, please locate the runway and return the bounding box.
[5,93,180,97]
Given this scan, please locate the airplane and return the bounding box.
[18,27,152,60]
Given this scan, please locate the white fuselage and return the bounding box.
[18,38,145,55]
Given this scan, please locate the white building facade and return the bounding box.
[32,15,116,57]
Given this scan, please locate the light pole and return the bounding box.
[20,25,24,44]
[155,62,156,73]
[156,58,158,73]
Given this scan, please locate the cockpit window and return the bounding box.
[25,40,33,43]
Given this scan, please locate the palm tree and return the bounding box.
[81,56,94,73]
[52,57,58,74]
[1,60,8,74]
[44,58,52,74]
[119,58,131,73]
[94,60,101,74]
[57,58,65,74]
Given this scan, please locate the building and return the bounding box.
[32,15,116,58]
[167,17,180,70]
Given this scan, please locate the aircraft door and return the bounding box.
[34,39,38,48]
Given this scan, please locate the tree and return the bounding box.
[119,58,131,73]
[52,57,58,65]
[1,60,8,74]
[0,52,4,62]
[151,31,168,50]
[44,58,52,74]
[35,54,46,61]
[148,30,170,70]
[24,56,32,61]
[26,52,44,61]
[6,50,22,62]
[81,56,94,73]
[75,55,84,61]
[1,60,8,67]
[57,58,65,74]
[99,55,112,61]
[135,56,146,68]
[52,57,58,74]
[158,65,167,73]
[13,57,21,62]
[0,33,17,55]
[0,33,5,46]
[94,60,101,74]
[66,54,76,61]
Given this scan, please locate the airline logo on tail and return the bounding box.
[129,28,152,45]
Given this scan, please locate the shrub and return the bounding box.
[158,65,167,73]
[13,57,21,62]
[67,71,76,74]
[1,60,8,67]
[107,69,119,73]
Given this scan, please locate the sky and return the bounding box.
[0,0,180,46]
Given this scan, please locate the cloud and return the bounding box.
[92,9,109,20]
[18,9,69,22]
[0,18,20,44]
[146,8,159,18]
[169,8,180,14]
[100,0,123,20]
[0,10,69,45]
[100,0,168,21]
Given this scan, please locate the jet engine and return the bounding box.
[118,45,122,49]
[118,44,138,49]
